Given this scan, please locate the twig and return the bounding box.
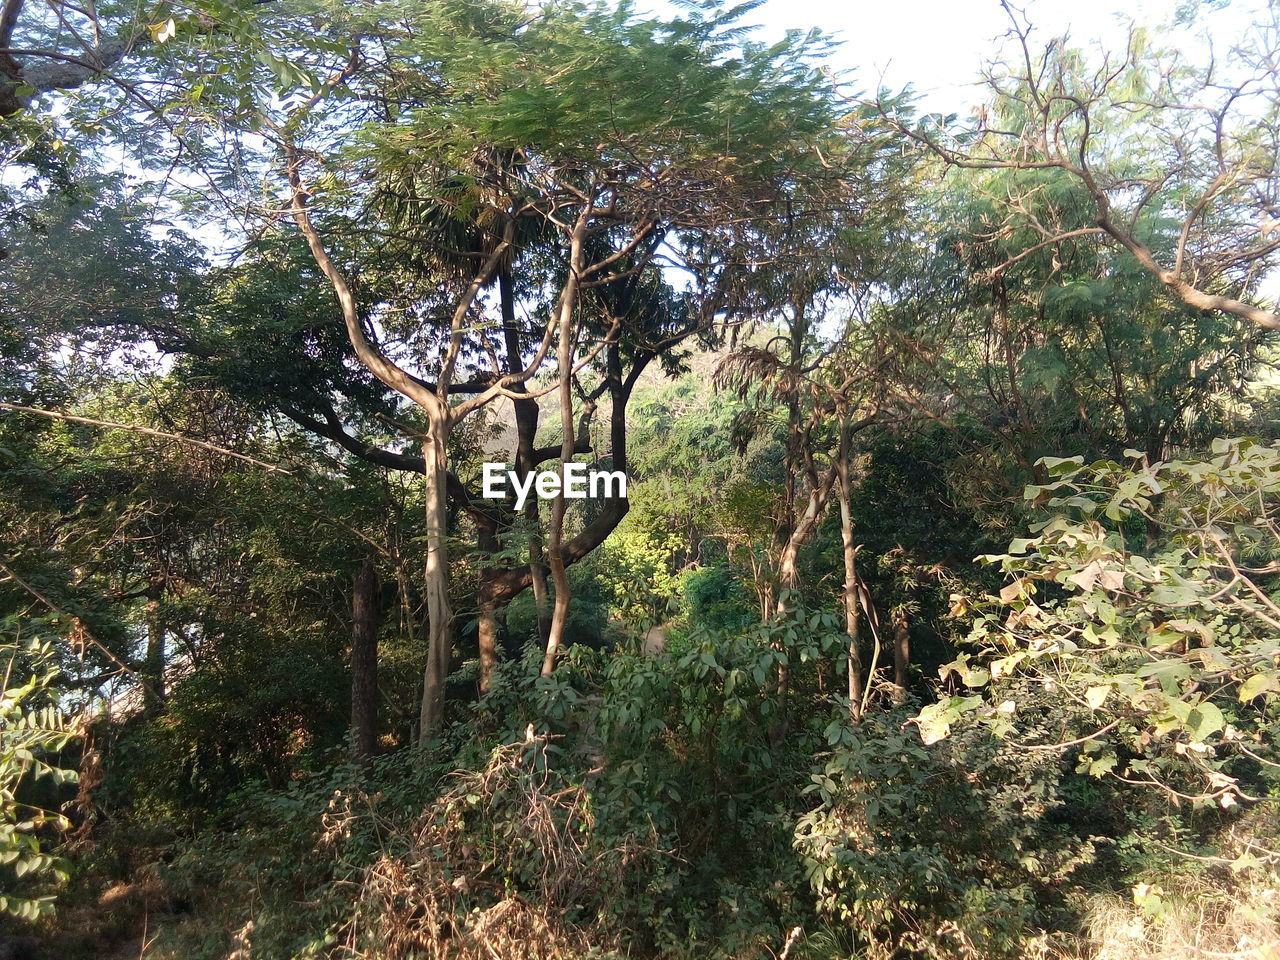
[0,558,157,700]
[0,402,293,475]
[1017,719,1121,751]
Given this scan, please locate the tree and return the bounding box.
[873,160,1272,482]
[711,124,914,713]
[250,0,853,736]
[878,3,1280,333]
[350,559,381,763]
[0,0,142,115]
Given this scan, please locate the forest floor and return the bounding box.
[46,876,188,960]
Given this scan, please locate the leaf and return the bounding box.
[914,702,954,745]
[1098,567,1126,591]
[1185,701,1224,741]
[1238,673,1276,702]
[1067,561,1102,592]
[991,653,1026,679]
[1137,659,1193,688]
[999,579,1029,603]
[149,18,176,43]
[1086,752,1117,777]
[913,696,982,745]
[1038,455,1085,476]
[1085,685,1109,710]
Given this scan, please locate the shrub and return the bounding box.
[921,441,1280,805]
[795,705,1099,959]
[681,564,757,634]
[351,734,649,960]
[1,626,79,920]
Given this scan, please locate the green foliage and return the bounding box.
[0,625,78,920]
[592,523,683,628]
[681,564,756,634]
[10,1,1280,958]
[145,625,820,959]
[586,612,848,954]
[359,0,840,180]
[502,568,611,653]
[147,749,449,960]
[797,707,1098,958]
[923,440,1280,806]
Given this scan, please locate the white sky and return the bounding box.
[644,0,1267,113]
[144,0,1276,269]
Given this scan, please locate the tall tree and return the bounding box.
[879,4,1280,332]
[240,0,854,735]
[350,559,380,764]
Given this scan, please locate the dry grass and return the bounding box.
[1071,885,1280,960]
[1067,809,1280,960]
[343,733,650,960]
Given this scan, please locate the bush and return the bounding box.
[681,564,757,634]
[1,625,78,921]
[795,705,1099,959]
[352,734,650,960]
[922,441,1280,805]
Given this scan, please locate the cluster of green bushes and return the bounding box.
[33,587,1276,960]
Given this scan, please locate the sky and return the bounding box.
[115,0,1274,272]
[642,0,1267,114]
[628,0,1280,309]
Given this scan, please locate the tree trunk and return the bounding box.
[474,338,647,661]
[499,269,553,647]
[542,499,571,677]
[774,479,835,614]
[893,606,910,697]
[541,217,586,678]
[142,573,166,711]
[288,155,496,744]
[0,24,134,118]
[528,513,553,644]
[350,560,381,763]
[836,426,863,722]
[418,420,454,741]
[477,596,500,695]
[473,508,503,695]
[772,466,838,699]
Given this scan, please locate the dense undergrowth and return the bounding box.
[27,611,1279,960]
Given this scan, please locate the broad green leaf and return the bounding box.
[1185,701,1224,741]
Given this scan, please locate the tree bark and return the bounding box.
[499,269,552,647]
[774,475,836,614]
[288,155,487,746]
[0,36,134,117]
[835,425,863,722]
[476,597,500,694]
[893,606,910,696]
[541,215,587,678]
[350,560,380,763]
[418,421,453,740]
